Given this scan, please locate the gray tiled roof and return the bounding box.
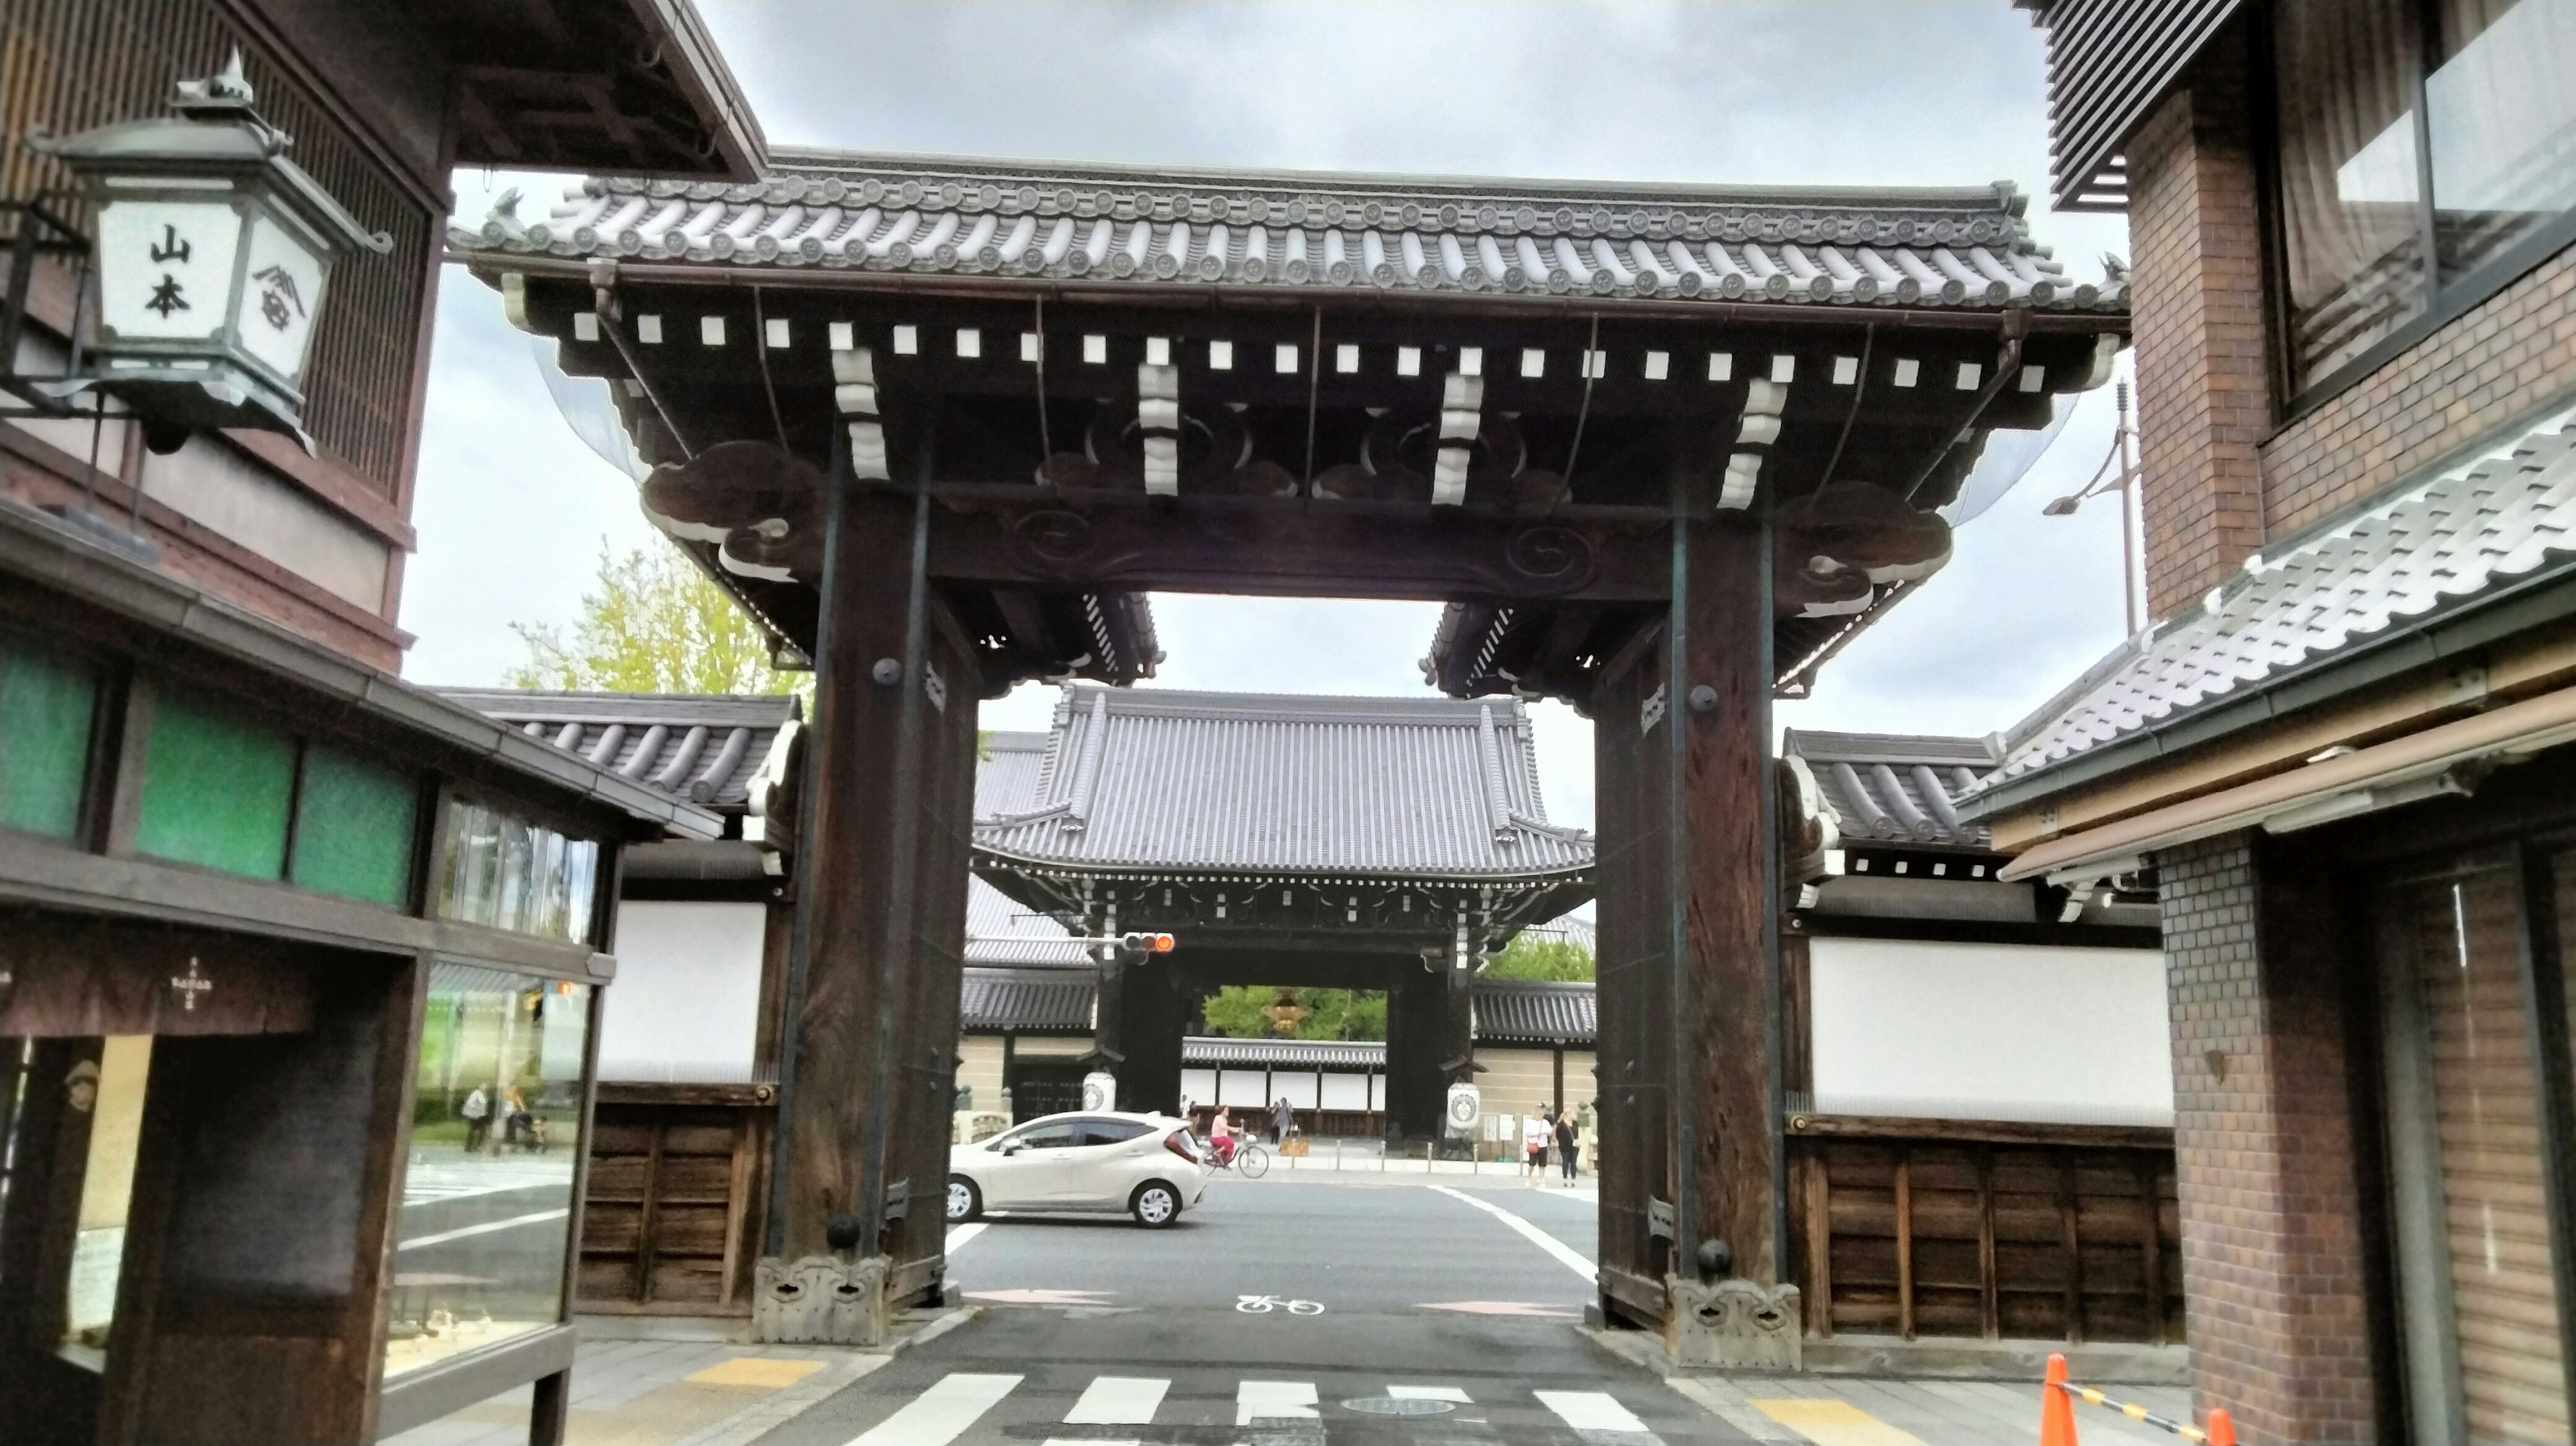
[455,154,2120,314]
[961,968,1095,1032]
[1972,410,2576,800]
[1781,730,2000,851]
[974,686,1592,879]
[1184,1036,1385,1069]
[1472,981,1599,1044]
[966,875,1089,967]
[439,689,798,810]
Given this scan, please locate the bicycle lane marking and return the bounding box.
[1428,1185,1595,1283]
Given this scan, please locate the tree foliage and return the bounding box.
[506,543,803,697]
[1481,934,1595,982]
[1201,987,1387,1042]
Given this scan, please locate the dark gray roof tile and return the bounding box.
[439,689,798,810]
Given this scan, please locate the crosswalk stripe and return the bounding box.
[1237,1380,1319,1423]
[843,1372,1020,1446]
[1537,1390,1650,1433]
[1389,1386,1474,1402]
[1066,1376,1168,1424]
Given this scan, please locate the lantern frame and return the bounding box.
[30,51,390,451]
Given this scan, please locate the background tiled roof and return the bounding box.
[456,156,2118,314]
[439,689,796,809]
[1472,980,1599,1044]
[1781,730,1999,850]
[975,687,1592,879]
[1977,412,2576,795]
[960,968,1095,1032]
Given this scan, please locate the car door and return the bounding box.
[1055,1117,1155,1207]
[980,1120,1079,1208]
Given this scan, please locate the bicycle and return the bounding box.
[1205,1137,1271,1178]
[1236,1294,1324,1315]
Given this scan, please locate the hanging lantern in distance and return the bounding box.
[33,50,391,452]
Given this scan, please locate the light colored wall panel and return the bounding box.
[142,435,390,610]
[1321,1072,1371,1110]
[1810,936,2172,1125]
[597,901,767,1082]
[957,1034,1006,1113]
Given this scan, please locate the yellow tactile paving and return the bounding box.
[684,1357,830,1388]
[1752,1398,1931,1446]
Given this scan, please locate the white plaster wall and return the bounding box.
[1181,1068,1218,1105]
[958,1035,1006,1114]
[596,901,766,1082]
[1809,937,2172,1125]
[1320,1072,1371,1110]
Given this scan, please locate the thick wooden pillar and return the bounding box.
[879,602,980,1305]
[1108,958,1185,1116]
[1592,509,1789,1364]
[1383,966,1452,1143]
[764,476,976,1332]
[1676,514,1780,1284]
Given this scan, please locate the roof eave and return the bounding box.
[1962,561,2576,824]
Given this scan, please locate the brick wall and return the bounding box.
[2125,19,2576,622]
[2264,245,2576,538]
[2156,834,2379,1446]
[2125,30,2270,621]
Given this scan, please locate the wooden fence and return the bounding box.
[1788,1116,2182,1343]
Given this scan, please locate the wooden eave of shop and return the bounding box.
[1977,592,2576,854]
[427,0,765,180]
[0,496,724,844]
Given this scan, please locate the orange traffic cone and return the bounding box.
[2206,1409,2235,1446]
[2039,1353,2080,1446]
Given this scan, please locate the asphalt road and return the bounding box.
[755,1178,1752,1446]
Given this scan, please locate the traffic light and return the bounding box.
[1117,932,1177,955]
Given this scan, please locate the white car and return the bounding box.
[946,1111,1208,1228]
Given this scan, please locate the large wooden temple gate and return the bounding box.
[454,154,2124,1361]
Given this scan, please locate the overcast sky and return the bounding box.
[405,0,2135,832]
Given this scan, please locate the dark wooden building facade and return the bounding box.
[0,2,760,1441]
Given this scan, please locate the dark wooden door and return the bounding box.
[580,1098,767,1314]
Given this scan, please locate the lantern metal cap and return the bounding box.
[28,50,390,256]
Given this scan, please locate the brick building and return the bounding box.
[1980,3,2576,1443]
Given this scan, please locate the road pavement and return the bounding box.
[751,1177,1755,1446]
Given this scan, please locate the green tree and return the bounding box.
[1201,986,1387,1041]
[506,543,802,696]
[1481,933,1595,982]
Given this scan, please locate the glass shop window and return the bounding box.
[133,689,421,904]
[2273,0,2576,392]
[385,964,590,1377]
[434,799,600,944]
[62,1036,152,1370]
[0,634,99,839]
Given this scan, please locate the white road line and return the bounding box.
[1428,1186,1595,1282]
[396,1209,569,1252]
[1066,1376,1167,1424]
[1537,1391,1651,1434]
[947,1222,987,1252]
[1237,1380,1319,1423]
[843,1373,1021,1446]
[1390,1386,1473,1402]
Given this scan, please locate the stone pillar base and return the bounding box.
[1666,1276,1801,1370]
[754,1254,891,1345]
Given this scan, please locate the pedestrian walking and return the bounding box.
[1272,1095,1295,1144]
[1556,1109,1579,1182]
[1523,1109,1552,1180]
[460,1086,490,1154]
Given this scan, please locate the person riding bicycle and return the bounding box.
[1210,1107,1238,1165]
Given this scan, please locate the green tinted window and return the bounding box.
[0,638,97,838]
[135,690,294,878]
[290,744,418,905]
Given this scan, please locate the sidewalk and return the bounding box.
[1230,1135,1605,1183]
[380,1309,972,1446]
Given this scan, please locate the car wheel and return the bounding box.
[946,1175,982,1223]
[1131,1180,1181,1229]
